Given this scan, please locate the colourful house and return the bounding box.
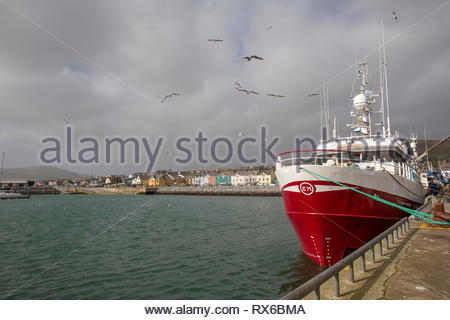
[148,176,159,187]
[215,175,232,185]
[257,170,273,185]
[208,174,218,186]
[122,176,134,185]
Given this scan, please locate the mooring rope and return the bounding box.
[300,167,450,226]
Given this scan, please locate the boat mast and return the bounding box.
[378,38,386,138]
[347,59,375,138]
[0,152,4,182]
[423,124,431,169]
[365,58,372,138]
[333,113,337,139]
[320,83,323,142]
[326,85,331,139]
[381,19,392,138]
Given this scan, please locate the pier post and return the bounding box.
[348,262,354,283]
[333,274,340,297]
[379,241,383,256]
[385,237,389,250]
[391,232,395,244]
[361,254,366,272]
[314,287,320,300]
[371,247,376,263]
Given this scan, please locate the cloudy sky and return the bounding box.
[0,0,449,175]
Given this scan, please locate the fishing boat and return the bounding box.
[275,52,424,266]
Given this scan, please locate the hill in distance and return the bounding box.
[416,139,450,164]
[0,166,90,181]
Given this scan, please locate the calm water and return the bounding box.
[0,195,322,299]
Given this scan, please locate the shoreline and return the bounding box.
[72,186,282,197]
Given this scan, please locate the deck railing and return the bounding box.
[276,149,420,183]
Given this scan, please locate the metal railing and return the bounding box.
[281,214,417,300]
[276,149,420,183]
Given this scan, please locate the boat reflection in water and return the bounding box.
[277,252,323,295]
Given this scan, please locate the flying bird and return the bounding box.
[161,93,180,103]
[208,39,224,42]
[235,82,242,90]
[235,132,247,137]
[392,11,398,20]
[63,118,69,124]
[266,26,273,30]
[167,152,176,157]
[304,93,319,99]
[266,93,285,98]
[239,89,259,95]
[241,55,264,62]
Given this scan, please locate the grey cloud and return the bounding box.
[0,0,448,175]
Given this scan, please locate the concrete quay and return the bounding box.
[154,185,281,196]
[74,185,281,196]
[300,217,449,300]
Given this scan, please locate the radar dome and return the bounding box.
[353,93,367,106]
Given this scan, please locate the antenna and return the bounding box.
[326,84,330,137]
[319,84,323,141]
[378,38,386,138]
[333,113,337,139]
[351,50,358,99]
[381,19,392,137]
[423,124,431,169]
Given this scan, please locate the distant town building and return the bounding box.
[148,175,159,187]
[257,170,272,185]
[231,172,250,186]
[216,174,231,186]
[208,173,218,186]
[131,176,142,186]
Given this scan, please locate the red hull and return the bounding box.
[282,180,421,266]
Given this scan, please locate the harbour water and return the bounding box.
[0,195,322,299]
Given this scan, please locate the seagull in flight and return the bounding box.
[235,132,247,138]
[161,93,180,103]
[167,152,176,157]
[241,55,264,62]
[266,93,285,98]
[235,82,258,94]
[208,39,224,42]
[392,11,398,20]
[266,26,273,30]
[304,93,319,99]
[63,118,69,124]
[239,89,259,95]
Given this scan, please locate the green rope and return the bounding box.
[300,167,450,226]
